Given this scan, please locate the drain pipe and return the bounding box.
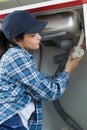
[53,100,83,130]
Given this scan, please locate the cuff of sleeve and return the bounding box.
[55,70,70,81]
[63,70,70,77]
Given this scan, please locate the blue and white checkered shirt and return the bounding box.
[0,45,70,130]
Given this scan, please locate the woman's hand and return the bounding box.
[64,49,83,74]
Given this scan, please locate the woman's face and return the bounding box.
[17,33,41,50]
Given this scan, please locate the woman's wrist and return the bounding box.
[64,69,72,75]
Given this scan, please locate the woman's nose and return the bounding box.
[37,33,42,39]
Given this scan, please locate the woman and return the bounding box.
[0,10,83,130]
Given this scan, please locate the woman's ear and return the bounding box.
[12,38,20,45]
[12,38,17,43]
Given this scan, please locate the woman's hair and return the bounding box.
[0,30,24,59]
[0,31,10,59]
[12,33,24,43]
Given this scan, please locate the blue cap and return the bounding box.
[2,10,47,40]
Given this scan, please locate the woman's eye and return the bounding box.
[31,34,36,37]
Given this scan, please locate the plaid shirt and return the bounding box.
[0,45,70,130]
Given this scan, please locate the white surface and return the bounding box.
[0,0,76,14]
[83,4,87,50]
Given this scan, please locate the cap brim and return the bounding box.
[26,21,48,34]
